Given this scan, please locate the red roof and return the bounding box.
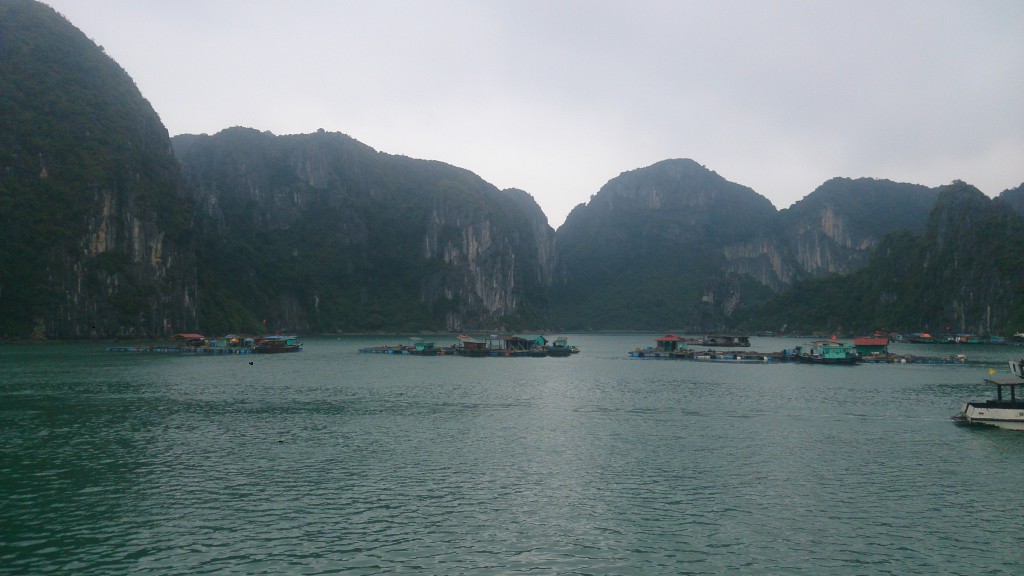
[656,334,685,341]
[854,337,888,346]
[173,333,206,340]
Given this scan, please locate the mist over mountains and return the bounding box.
[2,0,1022,339]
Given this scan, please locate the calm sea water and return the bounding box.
[2,335,1023,575]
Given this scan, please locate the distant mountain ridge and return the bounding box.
[2,0,1021,338]
[744,182,1024,335]
[721,177,939,291]
[173,127,555,333]
[551,162,941,330]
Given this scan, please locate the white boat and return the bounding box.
[953,360,1024,430]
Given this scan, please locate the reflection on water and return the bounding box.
[2,336,1023,574]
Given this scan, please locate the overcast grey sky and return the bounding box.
[45,0,1024,227]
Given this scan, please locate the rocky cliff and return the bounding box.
[5,0,1016,338]
[744,182,1024,335]
[553,159,778,330]
[173,128,555,333]
[722,178,939,290]
[553,165,940,330]
[0,0,197,339]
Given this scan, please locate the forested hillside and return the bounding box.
[173,128,556,334]
[0,0,196,338]
[550,163,942,331]
[741,182,1024,335]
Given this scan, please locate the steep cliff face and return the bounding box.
[722,178,939,290]
[0,0,197,339]
[745,182,1024,335]
[919,183,1024,334]
[419,188,554,330]
[174,129,555,333]
[552,165,943,330]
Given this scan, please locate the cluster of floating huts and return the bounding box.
[359,335,579,357]
[107,333,302,354]
[630,334,968,365]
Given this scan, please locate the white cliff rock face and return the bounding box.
[49,185,197,338]
[295,151,331,190]
[721,205,881,289]
[722,239,794,291]
[84,189,169,271]
[423,202,546,329]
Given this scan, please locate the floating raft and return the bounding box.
[628,348,970,364]
[107,346,255,354]
[628,348,780,361]
[859,353,968,364]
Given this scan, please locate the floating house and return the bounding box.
[630,334,688,357]
[854,336,889,356]
[502,335,548,352]
[173,333,207,348]
[455,335,490,357]
[796,341,860,364]
[699,334,751,347]
[656,334,688,353]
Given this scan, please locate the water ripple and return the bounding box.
[3,339,1024,574]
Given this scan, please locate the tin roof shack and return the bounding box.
[503,335,548,351]
[456,335,490,356]
[655,334,688,353]
[503,335,550,357]
[854,337,889,356]
[173,333,207,348]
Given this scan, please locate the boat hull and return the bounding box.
[255,344,302,353]
[795,355,859,365]
[954,402,1024,431]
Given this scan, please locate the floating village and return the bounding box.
[103,330,1024,429]
[105,331,1005,365]
[359,332,1024,430]
[107,333,302,354]
[357,332,977,364]
[359,335,579,357]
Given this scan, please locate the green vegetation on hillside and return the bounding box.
[0,0,193,338]
[742,182,1024,335]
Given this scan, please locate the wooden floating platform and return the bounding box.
[860,353,967,364]
[628,349,970,364]
[358,345,452,356]
[629,350,782,362]
[107,346,255,355]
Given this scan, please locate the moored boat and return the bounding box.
[795,341,860,364]
[407,337,441,356]
[254,335,302,353]
[547,336,574,357]
[953,360,1024,430]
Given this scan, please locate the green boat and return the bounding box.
[795,341,860,365]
